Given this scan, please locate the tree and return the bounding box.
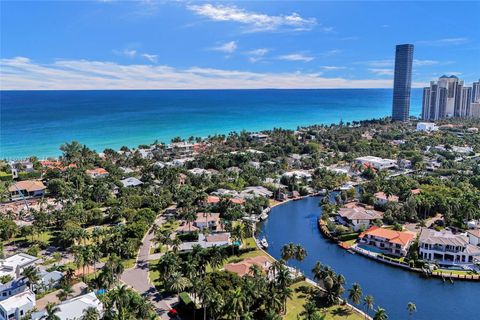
[57,282,74,301]
[363,295,374,320]
[81,307,100,320]
[348,283,363,307]
[42,302,61,320]
[407,302,417,319]
[22,266,40,291]
[373,307,388,320]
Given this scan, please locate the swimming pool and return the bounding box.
[357,244,384,254]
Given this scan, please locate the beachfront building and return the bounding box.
[374,192,399,206]
[358,226,415,257]
[335,203,383,231]
[0,290,35,320]
[354,156,397,171]
[391,44,414,122]
[31,292,103,320]
[419,229,480,266]
[0,253,38,279]
[8,180,45,201]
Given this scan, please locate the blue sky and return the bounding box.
[1,0,479,89]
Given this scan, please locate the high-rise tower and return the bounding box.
[391,44,414,121]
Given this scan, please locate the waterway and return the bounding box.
[257,196,480,320]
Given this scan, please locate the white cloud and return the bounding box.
[246,48,269,62]
[211,41,238,54]
[369,68,394,76]
[321,66,346,70]
[413,59,439,66]
[278,53,314,62]
[114,49,137,58]
[0,56,407,90]
[321,49,342,57]
[187,3,316,32]
[141,53,158,63]
[417,37,468,46]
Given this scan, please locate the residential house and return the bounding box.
[0,278,28,302]
[373,192,399,206]
[0,289,35,320]
[240,186,273,199]
[224,256,272,278]
[467,229,480,247]
[354,156,397,171]
[120,177,143,188]
[0,253,38,279]
[194,213,221,231]
[419,229,480,265]
[336,203,383,231]
[416,122,438,132]
[179,233,231,251]
[31,292,103,320]
[358,226,415,256]
[85,168,109,178]
[8,181,45,201]
[36,270,63,292]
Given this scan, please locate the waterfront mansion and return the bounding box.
[336,202,383,231]
[358,226,416,257]
[419,229,480,266]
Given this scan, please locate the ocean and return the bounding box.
[0,89,422,159]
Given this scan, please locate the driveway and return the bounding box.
[121,216,178,319]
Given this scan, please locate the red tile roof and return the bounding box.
[359,226,415,246]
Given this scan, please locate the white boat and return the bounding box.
[260,237,269,248]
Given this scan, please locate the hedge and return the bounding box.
[337,232,360,241]
[0,172,13,181]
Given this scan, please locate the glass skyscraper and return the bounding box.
[391,44,414,121]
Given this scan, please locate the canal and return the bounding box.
[257,196,480,320]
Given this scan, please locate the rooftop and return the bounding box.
[32,292,102,320]
[359,226,415,246]
[8,180,46,193]
[338,204,383,221]
[0,289,35,312]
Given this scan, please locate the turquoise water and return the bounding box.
[1,89,421,158]
[258,196,480,320]
[357,244,384,254]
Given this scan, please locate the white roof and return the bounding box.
[0,289,35,312]
[355,156,396,164]
[32,292,102,320]
[120,177,143,187]
[0,253,38,277]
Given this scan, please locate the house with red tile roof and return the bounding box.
[224,256,272,277]
[374,192,399,206]
[358,226,416,256]
[85,168,109,178]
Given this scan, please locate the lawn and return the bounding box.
[284,281,365,320]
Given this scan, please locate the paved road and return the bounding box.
[121,216,177,319]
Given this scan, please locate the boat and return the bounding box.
[260,237,269,248]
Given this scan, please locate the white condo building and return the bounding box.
[422,75,478,120]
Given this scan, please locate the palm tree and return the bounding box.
[363,295,374,319]
[281,243,296,262]
[22,266,40,291]
[348,283,363,307]
[300,300,320,320]
[227,287,246,320]
[373,307,388,320]
[57,282,74,301]
[407,302,417,319]
[81,307,100,320]
[109,284,131,319]
[42,302,61,320]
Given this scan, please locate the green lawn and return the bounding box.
[284,281,364,320]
